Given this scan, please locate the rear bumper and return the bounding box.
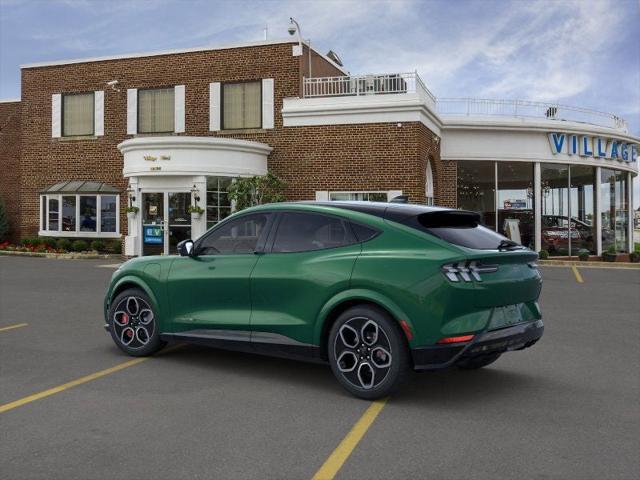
[411,319,544,371]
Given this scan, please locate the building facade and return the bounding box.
[0,39,637,257]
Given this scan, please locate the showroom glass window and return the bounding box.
[329,192,388,202]
[457,161,496,229]
[601,168,629,253]
[62,92,94,136]
[541,164,570,255]
[197,213,269,255]
[272,212,356,253]
[206,177,233,230]
[569,165,596,254]
[497,162,535,248]
[222,82,261,130]
[138,88,175,133]
[40,194,119,236]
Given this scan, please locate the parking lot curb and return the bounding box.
[538,260,640,269]
[0,250,122,260]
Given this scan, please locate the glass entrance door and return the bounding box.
[167,192,191,254]
[142,192,191,256]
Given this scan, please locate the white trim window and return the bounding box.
[52,91,104,138]
[39,193,120,238]
[222,81,262,130]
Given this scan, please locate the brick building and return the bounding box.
[0,38,637,256]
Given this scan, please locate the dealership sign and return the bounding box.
[548,133,638,163]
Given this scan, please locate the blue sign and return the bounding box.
[144,226,163,245]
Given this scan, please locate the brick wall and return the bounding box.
[14,40,443,240]
[0,101,21,242]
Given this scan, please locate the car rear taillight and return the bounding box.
[441,261,498,282]
[436,334,475,344]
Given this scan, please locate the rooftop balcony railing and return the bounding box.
[303,72,437,104]
[437,98,628,131]
[302,74,628,131]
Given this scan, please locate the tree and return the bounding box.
[227,172,286,211]
[0,197,9,242]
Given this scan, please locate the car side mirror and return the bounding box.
[177,239,195,257]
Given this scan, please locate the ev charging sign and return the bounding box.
[548,132,638,163]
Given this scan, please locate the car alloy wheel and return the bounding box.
[108,288,165,356]
[334,316,394,391]
[112,296,155,350]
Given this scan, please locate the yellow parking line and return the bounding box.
[0,323,28,333]
[312,398,388,480]
[571,265,584,283]
[0,344,184,415]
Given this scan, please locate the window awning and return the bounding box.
[41,181,120,194]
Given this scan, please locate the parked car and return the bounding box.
[104,202,544,399]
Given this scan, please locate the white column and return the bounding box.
[534,162,541,253]
[595,166,602,256]
[191,176,208,240]
[125,177,140,257]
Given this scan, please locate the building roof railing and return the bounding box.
[303,72,437,105]
[302,74,628,132]
[437,98,628,131]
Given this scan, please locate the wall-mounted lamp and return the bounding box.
[126,187,136,206]
[191,185,201,204]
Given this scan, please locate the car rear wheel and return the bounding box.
[108,288,165,357]
[328,305,411,400]
[456,352,502,370]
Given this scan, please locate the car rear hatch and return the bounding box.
[398,209,542,308]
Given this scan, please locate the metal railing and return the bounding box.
[303,72,436,103]
[301,74,628,131]
[436,98,628,131]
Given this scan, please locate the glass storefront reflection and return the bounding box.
[457,161,496,229]
[457,161,619,256]
[601,169,629,253]
[497,162,534,249]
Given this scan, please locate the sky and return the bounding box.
[1,0,639,204]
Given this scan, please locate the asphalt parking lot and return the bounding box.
[0,256,639,480]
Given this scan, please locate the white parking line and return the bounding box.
[96,264,121,269]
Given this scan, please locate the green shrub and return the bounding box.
[57,238,72,251]
[107,240,122,254]
[630,251,640,263]
[90,240,106,252]
[606,244,617,254]
[38,237,57,249]
[71,240,88,252]
[537,249,549,260]
[21,237,36,247]
[578,251,589,261]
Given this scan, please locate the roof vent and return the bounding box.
[326,50,343,67]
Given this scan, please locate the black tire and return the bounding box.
[107,288,166,357]
[328,305,412,400]
[456,352,502,370]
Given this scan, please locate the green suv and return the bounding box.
[104,202,543,399]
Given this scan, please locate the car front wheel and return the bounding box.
[108,288,165,357]
[328,305,411,400]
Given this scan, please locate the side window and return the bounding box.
[350,222,380,243]
[197,213,269,255]
[272,212,356,253]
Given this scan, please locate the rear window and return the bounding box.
[414,211,512,250]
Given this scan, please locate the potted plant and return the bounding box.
[537,249,549,260]
[187,205,204,219]
[577,250,590,262]
[126,206,139,220]
[603,245,617,262]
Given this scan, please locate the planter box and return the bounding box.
[126,212,137,221]
[603,253,619,262]
[191,212,203,220]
